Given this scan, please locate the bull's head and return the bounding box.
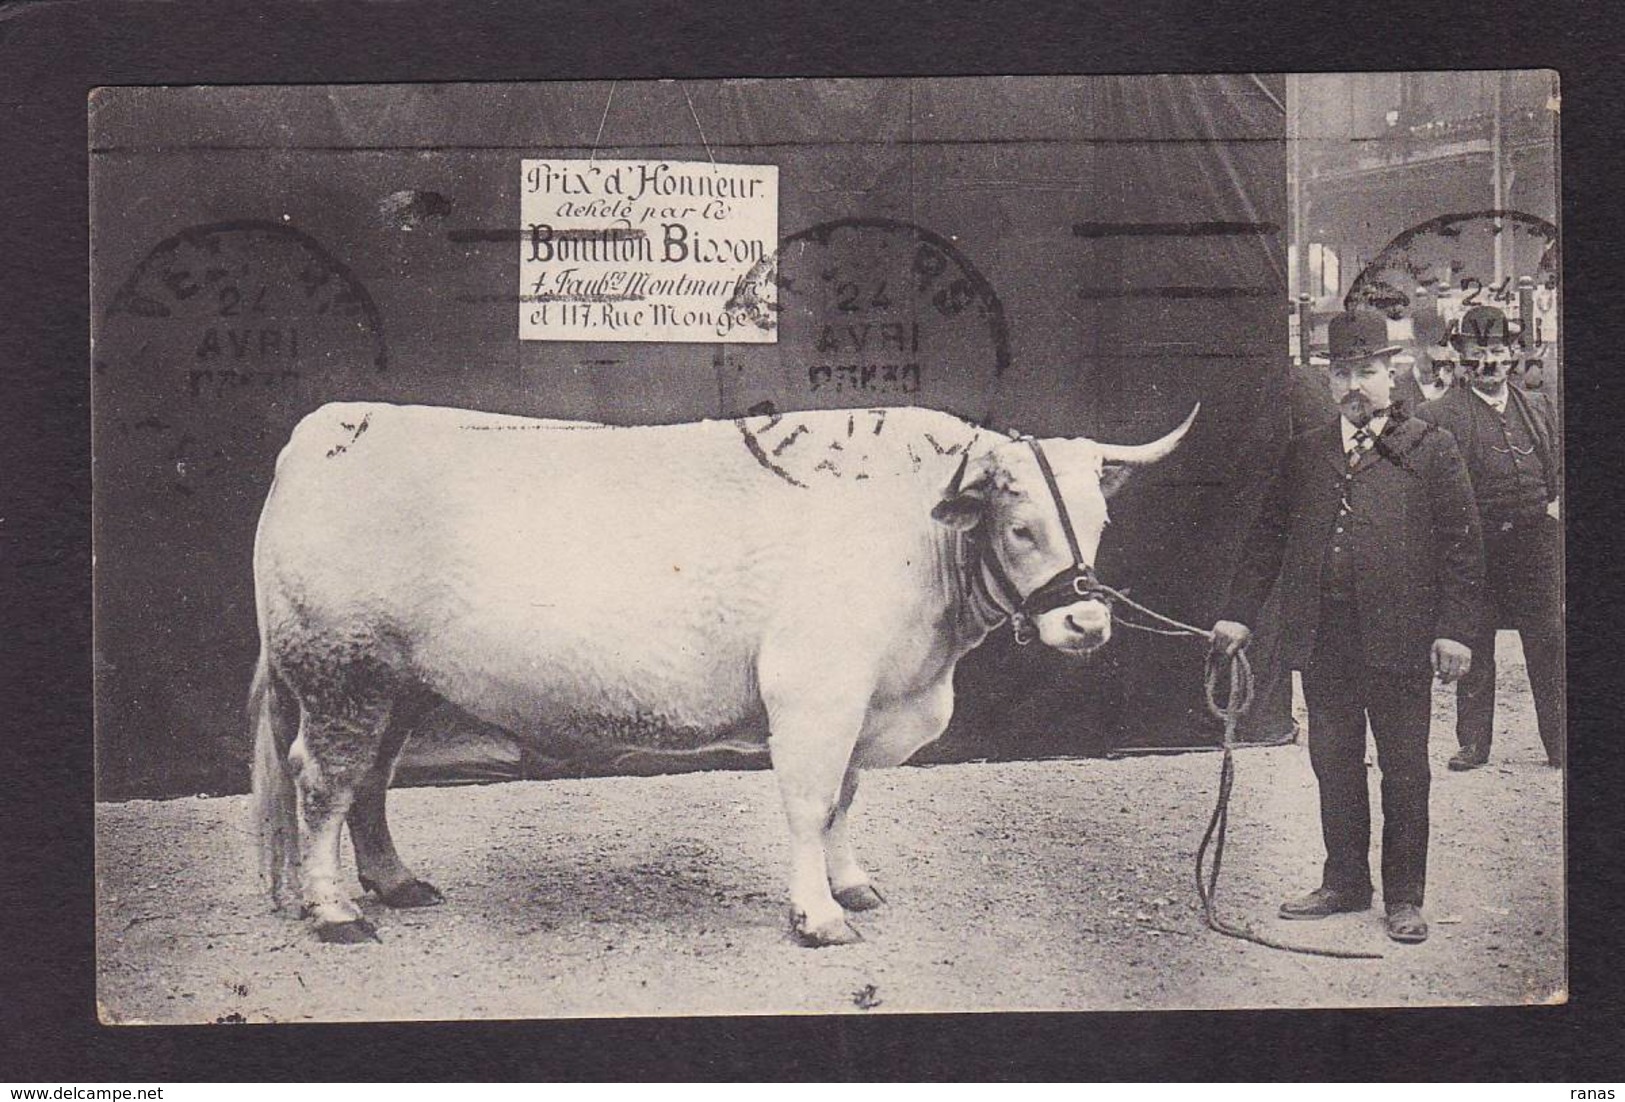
[932,405,1199,653]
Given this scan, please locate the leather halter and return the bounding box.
[952,437,1111,645]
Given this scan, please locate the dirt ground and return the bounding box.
[95,634,1564,1023]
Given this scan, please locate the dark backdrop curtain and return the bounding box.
[92,76,1291,798]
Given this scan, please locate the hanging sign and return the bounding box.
[518,159,778,343]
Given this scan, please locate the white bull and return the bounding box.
[250,402,1196,945]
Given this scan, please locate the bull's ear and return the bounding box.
[1100,461,1134,499]
[931,457,992,530]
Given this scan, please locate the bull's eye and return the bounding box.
[1010,524,1036,545]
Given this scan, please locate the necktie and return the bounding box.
[1347,427,1374,467]
[1341,428,1373,514]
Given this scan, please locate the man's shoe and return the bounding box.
[1447,745,1489,771]
[1278,887,1372,920]
[1386,903,1429,944]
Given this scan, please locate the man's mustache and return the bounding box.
[1339,393,1398,428]
[1340,392,1375,416]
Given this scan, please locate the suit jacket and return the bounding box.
[1389,373,1424,416]
[1223,414,1485,672]
[1389,373,1452,418]
[1414,384,1560,506]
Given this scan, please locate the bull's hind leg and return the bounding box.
[289,697,392,943]
[349,686,445,909]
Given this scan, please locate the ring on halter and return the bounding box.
[1019,564,1109,620]
[1072,573,1107,600]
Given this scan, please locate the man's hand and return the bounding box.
[1432,638,1472,683]
[1211,620,1253,657]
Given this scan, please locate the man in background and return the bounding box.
[1392,309,1457,412]
[1416,304,1564,770]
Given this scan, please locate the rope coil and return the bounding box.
[1093,582,1382,960]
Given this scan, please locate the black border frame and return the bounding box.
[5,0,1623,1082]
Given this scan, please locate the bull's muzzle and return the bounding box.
[1037,598,1112,652]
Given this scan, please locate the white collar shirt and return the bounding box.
[1470,385,1510,414]
[1340,414,1389,454]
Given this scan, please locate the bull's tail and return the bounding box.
[249,650,301,912]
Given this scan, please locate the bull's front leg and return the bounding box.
[765,694,867,948]
[830,681,957,912]
[826,766,883,911]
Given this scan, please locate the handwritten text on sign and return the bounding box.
[519,159,778,343]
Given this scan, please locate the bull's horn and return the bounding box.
[1093,403,1200,465]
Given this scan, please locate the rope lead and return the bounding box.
[1195,649,1382,960]
[1091,582,1382,960]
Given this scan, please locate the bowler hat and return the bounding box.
[1327,310,1401,363]
[1411,308,1449,348]
[1449,304,1524,351]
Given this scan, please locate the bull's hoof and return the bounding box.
[790,908,864,948]
[362,877,445,909]
[834,884,886,912]
[315,918,381,944]
[383,880,445,908]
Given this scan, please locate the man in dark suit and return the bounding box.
[1212,309,1484,945]
[1391,308,1457,413]
[1416,305,1563,770]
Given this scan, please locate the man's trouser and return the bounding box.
[1303,598,1433,908]
[1456,511,1564,765]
